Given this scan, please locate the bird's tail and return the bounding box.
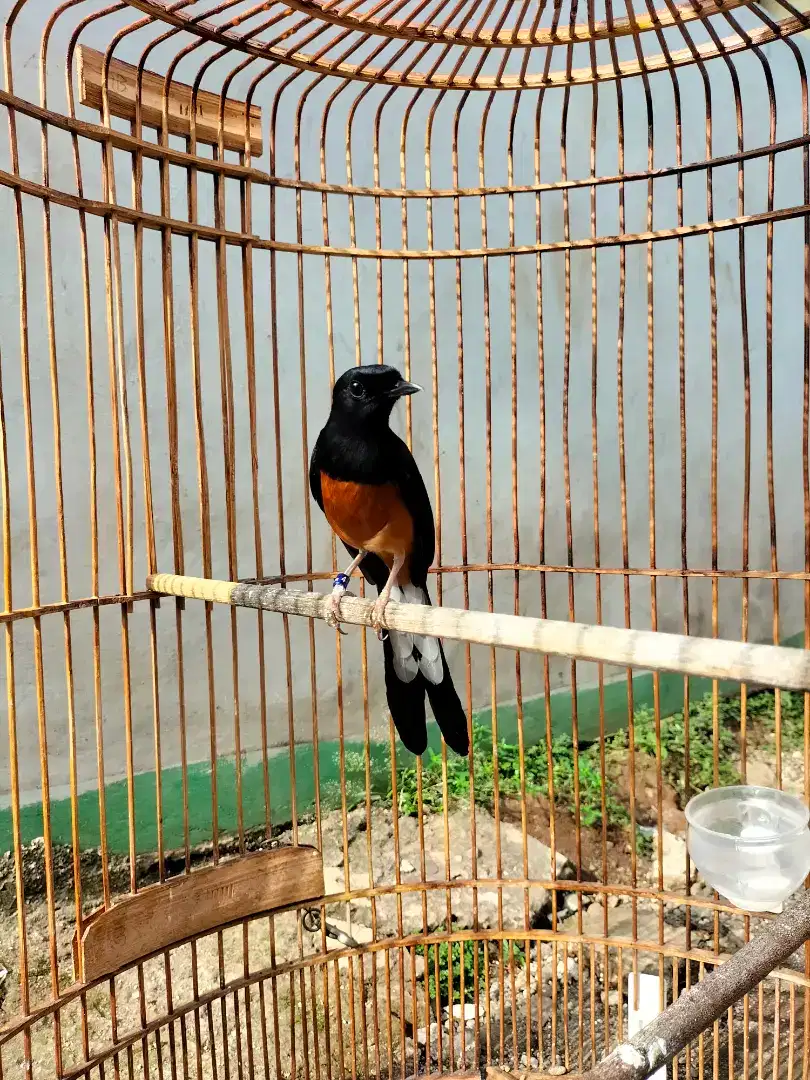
[423,642,470,756]
[381,584,469,757]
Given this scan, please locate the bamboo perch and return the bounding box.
[580,889,810,1080]
[145,573,810,691]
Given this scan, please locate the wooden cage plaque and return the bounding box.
[77,45,262,155]
[75,846,324,982]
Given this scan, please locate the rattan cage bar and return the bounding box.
[2,1,810,1079]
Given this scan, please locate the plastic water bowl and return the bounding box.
[685,785,810,913]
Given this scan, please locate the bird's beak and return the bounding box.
[388,379,422,399]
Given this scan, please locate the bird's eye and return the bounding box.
[349,380,364,399]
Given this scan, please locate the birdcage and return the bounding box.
[2,1,810,1078]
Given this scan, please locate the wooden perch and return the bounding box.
[145,573,810,691]
[581,889,810,1080]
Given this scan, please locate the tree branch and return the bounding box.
[582,890,810,1080]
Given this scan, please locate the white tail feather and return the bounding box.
[391,640,419,682]
[389,587,418,682]
[399,583,443,686]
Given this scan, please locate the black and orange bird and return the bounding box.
[309,365,469,758]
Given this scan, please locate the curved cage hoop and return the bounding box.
[0,0,809,1077]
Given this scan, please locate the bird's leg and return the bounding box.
[371,554,405,641]
[326,549,366,633]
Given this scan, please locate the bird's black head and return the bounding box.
[330,365,421,427]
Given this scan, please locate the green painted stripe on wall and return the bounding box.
[1,635,802,855]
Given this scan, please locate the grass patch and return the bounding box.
[395,689,794,828]
[632,694,739,796]
[635,827,654,859]
[745,689,806,751]
[395,728,628,827]
[416,939,525,1005]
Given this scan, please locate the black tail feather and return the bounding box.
[381,633,469,758]
[382,636,428,755]
[424,643,469,756]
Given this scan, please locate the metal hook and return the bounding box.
[302,907,361,950]
[302,907,321,934]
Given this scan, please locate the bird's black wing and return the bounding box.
[309,431,390,591]
[308,438,325,511]
[385,432,435,588]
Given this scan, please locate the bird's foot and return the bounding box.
[325,573,354,634]
[371,594,390,641]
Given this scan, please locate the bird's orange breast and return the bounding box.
[320,473,414,572]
